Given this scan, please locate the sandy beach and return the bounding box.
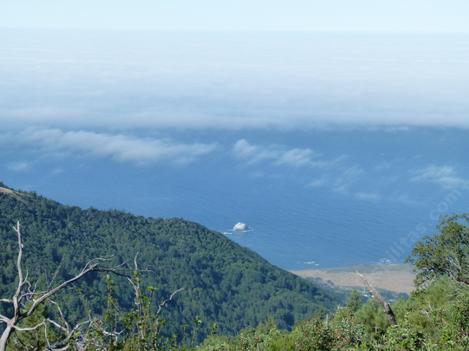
[291,264,415,294]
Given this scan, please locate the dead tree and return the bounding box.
[0,222,118,351]
[1,222,185,350]
[356,271,397,326]
[105,253,184,347]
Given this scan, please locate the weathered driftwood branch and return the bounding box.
[356,271,397,326]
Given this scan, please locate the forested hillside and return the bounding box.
[0,183,341,341]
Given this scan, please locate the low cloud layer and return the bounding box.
[412,165,469,190]
[232,139,336,168]
[1,129,217,166]
[3,115,469,132]
[1,31,469,131]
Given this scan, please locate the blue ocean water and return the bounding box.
[2,128,468,270]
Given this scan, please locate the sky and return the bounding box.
[1,1,468,131]
[1,1,469,32]
[1,3,469,268]
[1,30,468,131]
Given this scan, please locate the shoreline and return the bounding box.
[291,264,415,294]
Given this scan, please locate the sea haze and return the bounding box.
[1,30,468,269]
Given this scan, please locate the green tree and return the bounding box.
[408,215,469,287]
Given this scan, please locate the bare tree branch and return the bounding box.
[47,259,64,291]
[49,300,70,334]
[156,288,185,316]
[13,222,25,317]
[47,316,94,349]
[0,222,125,351]
[1,222,181,351]
[13,322,45,332]
[24,258,106,318]
[356,271,397,326]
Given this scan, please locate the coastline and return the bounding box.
[291,264,415,294]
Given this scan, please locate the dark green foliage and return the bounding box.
[408,214,469,286]
[0,186,340,342]
[199,277,469,350]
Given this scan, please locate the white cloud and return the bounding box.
[307,167,382,202]
[275,148,318,167]
[354,192,381,201]
[319,165,384,201]
[333,165,366,194]
[374,161,393,172]
[232,139,336,168]
[308,178,327,188]
[2,128,217,166]
[50,168,65,176]
[6,161,31,172]
[412,165,469,190]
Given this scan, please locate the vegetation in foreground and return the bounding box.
[1,184,468,350]
[199,277,468,351]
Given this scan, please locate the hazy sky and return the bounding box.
[1,29,468,131]
[1,0,469,32]
[1,2,468,130]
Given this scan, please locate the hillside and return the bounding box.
[0,183,341,340]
